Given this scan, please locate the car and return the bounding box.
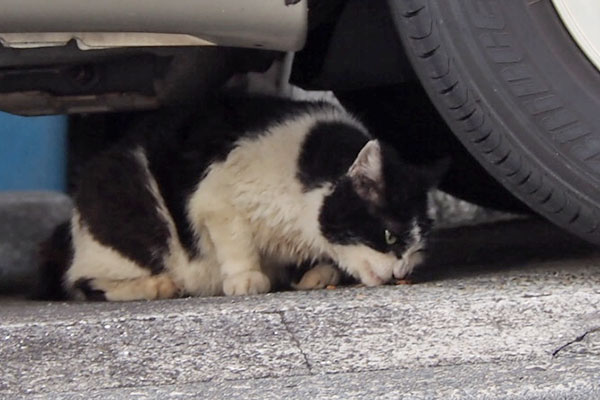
[1,0,599,244]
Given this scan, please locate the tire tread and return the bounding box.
[390,0,600,243]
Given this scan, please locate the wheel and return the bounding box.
[389,0,600,244]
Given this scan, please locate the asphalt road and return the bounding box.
[1,217,600,399]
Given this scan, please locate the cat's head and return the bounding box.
[320,139,446,285]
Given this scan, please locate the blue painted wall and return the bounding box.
[0,113,67,191]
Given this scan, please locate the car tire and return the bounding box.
[388,0,600,244]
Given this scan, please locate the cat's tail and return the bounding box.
[32,221,73,300]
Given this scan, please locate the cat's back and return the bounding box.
[190,95,369,194]
[186,95,372,261]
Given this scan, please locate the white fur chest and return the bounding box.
[187,114,336,269]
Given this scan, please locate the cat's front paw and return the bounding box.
[292,263,341,290]
[223,271,271,296]
[357,265,393,286]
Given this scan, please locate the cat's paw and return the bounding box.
[354,263,394,286]
[77,274,180,301]
[152,275,180,299]
[223,271,271,296]
[292,263,341,290]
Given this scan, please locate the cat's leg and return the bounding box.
[67,147,184,301]
[204,214,270,296]
[67,211,183,301]
[75,274,179,301]
[292,262,341,290]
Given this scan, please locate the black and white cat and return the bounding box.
[38,95,443,301]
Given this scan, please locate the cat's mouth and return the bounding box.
[393,248,426,279]
[358,257,399,286]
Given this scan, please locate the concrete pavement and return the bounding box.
[1,218,600,399]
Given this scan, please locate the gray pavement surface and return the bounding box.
[1,218,600,399]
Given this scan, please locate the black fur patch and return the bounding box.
[74,279,107,301]
[319,178,407,253]
[297,121,369,190]
[74,95,337,260]
[138,95,335,256]
[74,147,171,275]
[33,221,73,300]
[214,95,334,135]
[294,117,433,255]
[379,142,437,244]
[319,141,438,257]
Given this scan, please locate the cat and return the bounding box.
[37,95,444,301]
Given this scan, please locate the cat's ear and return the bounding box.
[348,140,384,204]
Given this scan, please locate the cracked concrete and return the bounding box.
[10,358,600,400]
[552,327,600,358]
[276,311,314,374]
[1,218,600,398]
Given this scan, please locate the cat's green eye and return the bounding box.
[384,229,397,245]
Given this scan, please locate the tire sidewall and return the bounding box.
[391,0,600,241]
